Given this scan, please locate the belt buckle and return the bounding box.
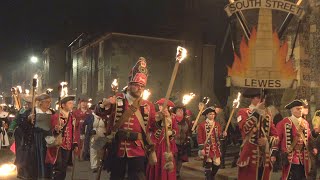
[126,131,130,139]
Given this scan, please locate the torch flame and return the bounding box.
[33,74,38,79]
[87,98,93,108]
[60,82,68,97]
[233,92,241,108]
[182,93,195,105]
[0,163,16,176]
[111,79,119,91]
[203,97,210,105]
[25,89,30,95]
[176,46,188,63]
[16,86,22,93]
[142,89,151,100]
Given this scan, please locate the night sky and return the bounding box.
[0,1,165,67]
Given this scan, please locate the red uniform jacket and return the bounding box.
[276,117,311,180]
[73,109,91,142]
[72,109,91,156]
[95,93,156,158]
[197,120,222,159]
[237,108,278,180]
[147,113,178,180]
[46,112,79,165]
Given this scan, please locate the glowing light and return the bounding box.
[233,92,241,108]
[30,56,38,63]
[203,97,210,105]
[182,93,195,105]
[122,86,128,92]
[142,89,151,100]
[87,103,92,108]
[55,103,59,110]
[0,163,16,177]
[111,79,119,92]
[87,98,92,108]
[60,82,68,97]
[176,46,188,63]
[16,86,22,93]
[25,89,30,95]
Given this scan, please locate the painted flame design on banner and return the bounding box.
[227,28,297,79]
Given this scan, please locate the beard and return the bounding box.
[128,88,142,98]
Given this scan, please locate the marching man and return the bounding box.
[95,57,157,179]
[276,99,312,180]
[237,88,278,180]
[46,95,79,180]
[197,107,226,180]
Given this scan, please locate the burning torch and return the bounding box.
[161,46,187,171]
[11,86,22,110]
[46,88,53,95]
[142,89,151,100]
[182,93,195,106]
[57,82,68,122]
[223,92,241,134]
[191,97,210,132]
[30,74,38,124]
[25,89,30,95]
[111,79,119,94]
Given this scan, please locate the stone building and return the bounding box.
[67,32,216,112]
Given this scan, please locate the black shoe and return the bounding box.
[92,168,98,173]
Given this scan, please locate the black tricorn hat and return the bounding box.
[61,95,76,104]
[284,99,304,109]
[242,88,262,98]
[201,107,216,116]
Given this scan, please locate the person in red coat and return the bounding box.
[237,88,278,180]
[197,107,226,180]
[46,95,79,180]
[146,98,178,180]
[276,99,313,180]
[73,97,91,160]
[95,57,157,180]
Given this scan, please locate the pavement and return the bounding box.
[183,156,282,180]
[2,145,317,180]
[183,144,284,180]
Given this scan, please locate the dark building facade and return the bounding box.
[67,32,216,111]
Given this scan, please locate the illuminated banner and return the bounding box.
[225,0,305,19]
[227,27,297,89]
[231,77,294,89]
